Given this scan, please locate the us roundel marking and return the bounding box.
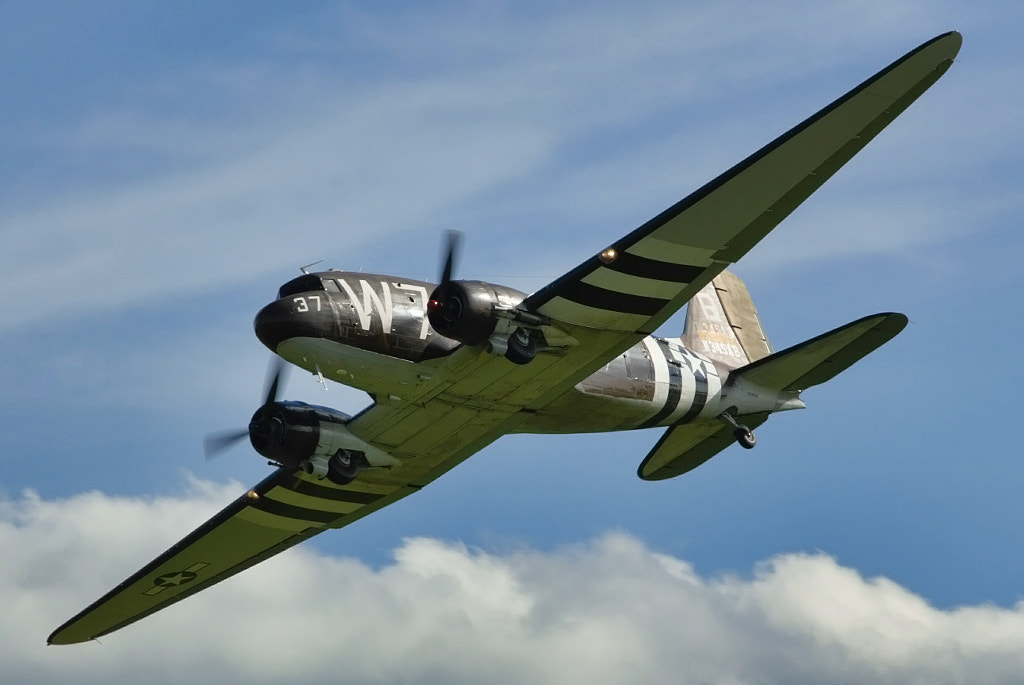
[143,562,211,596]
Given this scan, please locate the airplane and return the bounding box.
[48,31,961,645]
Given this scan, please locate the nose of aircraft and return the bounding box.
[254,298,303,352]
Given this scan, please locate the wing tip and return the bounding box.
[869,311,909,337]
[46,629,83,646]
[934,30,963,56]
[636,462,663,481]
[47,620,102,645]
[911,31,961,63]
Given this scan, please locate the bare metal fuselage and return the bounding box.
[255,271,796,436]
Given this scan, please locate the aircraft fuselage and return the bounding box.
[254,271,797,435]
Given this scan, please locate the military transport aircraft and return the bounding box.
[49,31,961,645]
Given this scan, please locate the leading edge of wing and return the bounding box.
[47,469,413,645]
[524,31,961,334]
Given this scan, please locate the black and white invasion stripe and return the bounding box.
[529,243,717,332]
[237,472,388,532]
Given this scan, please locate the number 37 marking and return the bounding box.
[293,295,322,313]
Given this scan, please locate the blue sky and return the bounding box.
[3,2,1024,682]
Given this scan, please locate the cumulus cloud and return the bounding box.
[4,483,1022,684]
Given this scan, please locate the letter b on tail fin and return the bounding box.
[682,271,772,370]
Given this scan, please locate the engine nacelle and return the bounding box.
[248,402,399,484]
[427,280,527,345]
[427,280,549,364]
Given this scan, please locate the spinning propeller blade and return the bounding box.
[203,356,289,460]
[203,429,249,460]
[439,230,462,285]
[263,356,287,408]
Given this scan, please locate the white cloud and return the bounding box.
[5,484,1023,684]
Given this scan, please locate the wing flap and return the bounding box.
[638,413,770,481]
[524,32,961,335]
[735,313,908,392]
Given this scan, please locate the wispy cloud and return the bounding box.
[1,2,998,333]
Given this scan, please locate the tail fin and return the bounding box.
[681,270,772,370]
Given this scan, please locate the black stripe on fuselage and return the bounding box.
[607,252,704,283]
[677,362,709,425]
[558,281,668,315]
[641,339,682,428]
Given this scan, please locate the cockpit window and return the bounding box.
[277,274,326,299]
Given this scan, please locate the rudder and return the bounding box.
[681,271,772,370]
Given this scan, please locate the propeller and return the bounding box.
[202,428,249,459]
[427,230,465,328]
[439,229,462,285]
[203,357,289,460]
[261,356,287,409]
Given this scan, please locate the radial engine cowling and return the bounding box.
[248,402,399,485]
[426,280,528,346]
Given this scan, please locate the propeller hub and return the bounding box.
[249,408,285,449]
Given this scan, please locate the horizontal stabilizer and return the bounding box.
[734,313,908,392]
[638,413,769,481]
[637,312,906,481]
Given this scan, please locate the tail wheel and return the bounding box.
[734,427,756,449]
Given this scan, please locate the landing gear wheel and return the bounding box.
[719,410,756,450]
[326,450,367,485]
[504,328,537,365]
[734,427,756,449]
